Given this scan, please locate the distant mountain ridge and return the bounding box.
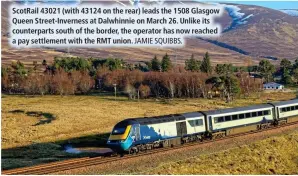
[1,1,298,66]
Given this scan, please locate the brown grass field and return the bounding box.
[1,92,297,170]
[146,130,298,175]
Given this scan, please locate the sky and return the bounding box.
[16,0,298,10]
[218,1,298,9]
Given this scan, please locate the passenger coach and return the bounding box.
[270,99,298,124]
[202,104,274,138]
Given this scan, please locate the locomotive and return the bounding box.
[107,99,298,154]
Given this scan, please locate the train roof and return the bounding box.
[202,104,272,116]
[269,99,298,107]
[116,100,298,126]
[126,114,185,125]
[126,112,204,125]
[182,112,205,118]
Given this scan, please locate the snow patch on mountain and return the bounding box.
[128,0,140,6]
[218,4,254,32]
[197,2,254,32]
[280,10,298,17]
[224,4,245,20]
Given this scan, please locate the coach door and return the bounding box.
[135,125,141,141]
[272,107,277,120]
[176,122,187,136]
[276,107,280,119]
[131,124,141,142]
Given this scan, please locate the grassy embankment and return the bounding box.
[1,92,296,169]
[146,130,298,175]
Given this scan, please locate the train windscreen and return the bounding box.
[111,121,129,135]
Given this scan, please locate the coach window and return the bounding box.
[252,112,257,117]
[239,114,245,119]
[189,120,195,127]
[245,113,251,118]
[281,107,286,112]
[232,114,238,120]
[215,117,224,123]
[257,111,263,116]
[264,110,270,115]
[214,117,218,123]
[295,106,298,110]
[291,106,295,111]
[225,116,231,121]
[287,107,291,111]
[196,119,203,126]
[189,119,203,127]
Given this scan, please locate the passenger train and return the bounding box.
[107,99,298,154]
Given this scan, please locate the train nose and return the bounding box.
[107,140,121,150]
[107,139,132,151]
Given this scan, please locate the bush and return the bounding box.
[139,84,151,98]
[51,70,75,96]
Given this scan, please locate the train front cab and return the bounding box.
[107,120,139,152]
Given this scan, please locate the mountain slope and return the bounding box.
[212,3,298,60]
[1,1,298,66]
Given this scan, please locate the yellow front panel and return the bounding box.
[109,125,131,140]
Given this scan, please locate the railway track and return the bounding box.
[2,121,298,175]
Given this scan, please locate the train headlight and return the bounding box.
[120,140,126,143]
[107,140,111,143]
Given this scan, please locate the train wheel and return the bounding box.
[129,148,134,155]
[129,147,138,155]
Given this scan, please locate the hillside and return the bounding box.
[214,4,298,60]
[1,1,298,66]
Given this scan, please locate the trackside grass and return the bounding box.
[146,130,298,175]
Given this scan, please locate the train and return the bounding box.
[107,99,298,154]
